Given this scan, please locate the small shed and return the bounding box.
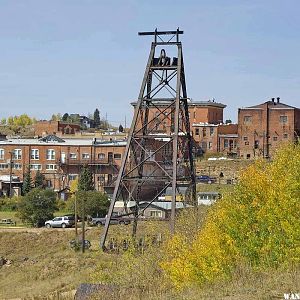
[197,191,220,206]
[132,201,192,220]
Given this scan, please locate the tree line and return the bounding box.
[7,165,110,228]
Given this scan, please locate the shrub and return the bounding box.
[0,196,21,211]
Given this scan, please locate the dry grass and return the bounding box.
[1,217,299,300]
[0,221,168,299]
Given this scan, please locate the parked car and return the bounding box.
[45,216,75,228]
[196,175,216,184]
[90,213,131,226]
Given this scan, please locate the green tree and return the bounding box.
[78,165,94,191]
[69,114,80,124]
[34,170,45,188]
[67,190,109,217]
[18,188,57,227]
[51,113,62,121]
[94,108,100,128]
[62,113,69,121]
[22,167,33,195]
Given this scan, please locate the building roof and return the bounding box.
[139,201,192,210]
[0,135,127,147]
[197,191,220,195]
[131,99,226,109]
[192,123,219,127]
[242,99,298,110]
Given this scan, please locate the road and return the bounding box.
[0,226,89,233]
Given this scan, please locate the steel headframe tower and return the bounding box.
[100,29,196,250]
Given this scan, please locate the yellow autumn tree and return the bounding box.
[162,142,300,288]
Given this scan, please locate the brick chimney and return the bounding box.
[277,97,280,103]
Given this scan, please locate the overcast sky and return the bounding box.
[1,0,300,125]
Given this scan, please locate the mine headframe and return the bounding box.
[100,29,196,250]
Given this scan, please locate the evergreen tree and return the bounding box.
[78,165,94,191]
[94,108,100,128]
[62,113,69,121]
[118,124,124,132]
[34,170,45,188]
[22,167,33,195]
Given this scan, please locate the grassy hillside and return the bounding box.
[0,221,167,299]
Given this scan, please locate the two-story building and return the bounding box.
[238,97,300,159]
[0,135,126,197]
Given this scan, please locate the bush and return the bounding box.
[162,143,300,288]
[0,196,21,211]
[17,188,57,227]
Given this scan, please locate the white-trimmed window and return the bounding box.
[13,149,22,160]
[70,153,77,159]
[31,149,39,160]
[13,163,22,170]
[98,153,105,160]
[0,149,4,160]
[0,163,8,169]
[82,153,90,159]
[30,164,42,170]
[46,149,55,160]
[46,164,57,170]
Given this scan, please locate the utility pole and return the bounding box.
[74,195,78,237]
[9,151,13,198]
[81,192,86,253]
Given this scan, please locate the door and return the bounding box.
[108,152,113,164]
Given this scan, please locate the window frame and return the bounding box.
[280,115,288,123]
[82,153,90,159]
[46,164,57,171]
[13,149,22,160]
[243,116,252,124]
[31,149,39,160]
[30,164,42,170]
[113,153,122,160]
[46,149,55,160]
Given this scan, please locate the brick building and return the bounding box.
[238,97,300,159]
[192,123,238,156]
[132,99,236,155]
[131,99,226,134]
[33,121,81,137]
[0,135,126,197]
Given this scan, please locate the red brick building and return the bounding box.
[132,99,235,155]
[132,99,226,134]
[33,121,81,137]
[238,97,300,159]
[0,135,126,197]
[192,123,238,156]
